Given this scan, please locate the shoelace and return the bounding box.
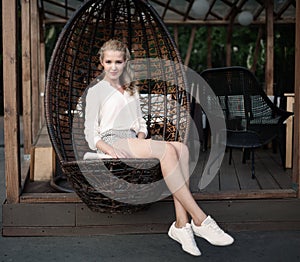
[206,219,225,235]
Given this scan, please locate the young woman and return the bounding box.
[84,39,234,256]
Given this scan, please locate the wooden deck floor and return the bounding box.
[20,123,297,200]
[22,145,296,201]
[189,146,296,199]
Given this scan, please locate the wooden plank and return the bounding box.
[257,150,293,189]
[30,0,41,140]
[173,25,178,47]
[2,224,169,237]
[251,25,263,72]
[5,219,300,237]
[21,0,32,155]
[198,146,221,193]
[19,188,297,204]
[232,150,260,190]
[251,153,281,190]
[200,171,220,192]
[190,146,207,192]
[39,41,46,125]
[3,198,300,236]
[76,202,175,227]
[293,0,300,196]
[2,0,20,204]
[285,94,294,168]
[2,203,76,227]
[163,20,297,26]
[193,189,297,200]
[4,220,300,237]
[206,199,300,224]
[20,159,31,191]
[265,0,274,96]
[207,26,212,68]
[219,151,240,191]
[226,221,300,232]
[20,193,81,203]
[226,21,233,66]
[184,26,196,66]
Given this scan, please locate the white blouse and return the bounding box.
[84,80,148,151]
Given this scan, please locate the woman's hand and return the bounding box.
[96,140,116,158]
[96,140,130,158]
[137,132,146,139]
[106,146,133,158]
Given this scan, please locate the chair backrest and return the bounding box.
[200,66,290,133]
[45,0,190,163]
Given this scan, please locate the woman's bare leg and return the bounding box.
[115,138,207,226]
[113,138,234,252]
[168,142,194,227]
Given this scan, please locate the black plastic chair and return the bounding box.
[200,66,293,178]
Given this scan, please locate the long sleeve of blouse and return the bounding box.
[84,80,148,151]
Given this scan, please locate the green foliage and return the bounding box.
[168,24,295,93]
[45,24,64,69]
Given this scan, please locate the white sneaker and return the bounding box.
[191,216,234,246]
[168,222,201,256]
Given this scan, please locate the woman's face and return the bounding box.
[101,50,126,82]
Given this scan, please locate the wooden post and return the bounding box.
[184,26,197,66]
[265,0,274,95]
[39,28,46,125]
[30,0,41,141]
[2,0,21,203]
[207,26,212,68]
[173,25,179,47]
[293,1,300,197]
[226,22,233,67]
[251,25,263,73]
[21,0,32,155]
[285,94,294,169]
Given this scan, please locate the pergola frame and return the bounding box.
[2,0,300,236]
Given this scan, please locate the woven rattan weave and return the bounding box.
[45,0,190,213]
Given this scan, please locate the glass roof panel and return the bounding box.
[43,2,67,18]
[40,0,296,24]
[165,9,184,20]
[242,0,261,14]
[209,0,232,20]
[282,5,296,19]
[169,0,190,13]
[149,2,165,17]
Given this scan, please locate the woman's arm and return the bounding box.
[96,136,132,158]
[135,92,148,138]
[84,86,102,151]
[95,139,116,157]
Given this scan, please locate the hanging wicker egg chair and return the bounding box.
[45,0,190,214]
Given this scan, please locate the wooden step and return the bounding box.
[3,198,300,236]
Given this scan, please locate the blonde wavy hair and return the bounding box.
[98,39,136,95]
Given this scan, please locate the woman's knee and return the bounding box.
[180,143,189,155]
[170,142,189,158]
[163,143,179,162]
